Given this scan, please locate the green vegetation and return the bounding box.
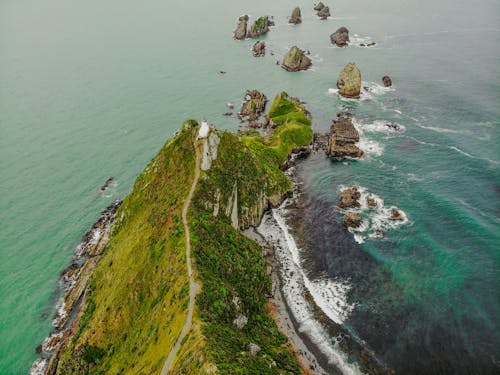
[250,16,268,35]
[55,92,313,374]
[56,122,199,374]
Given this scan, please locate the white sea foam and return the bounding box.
[28,358,48,375]
[338,186,409,243]
[328,81,394,103]
[42,331,64,352]
[349,34,376,47]
[353,118,406,134]
[420,125,471,135]
[257,205,362,375]
[448,146,474,158]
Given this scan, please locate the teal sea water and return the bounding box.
[0,0,499,373]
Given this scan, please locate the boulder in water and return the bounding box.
[389,208,404,221]
[382,75,393,87]
[339,187,361,209]
[317,6,330,19]
[343,212,361,228]
[330,26,349,47]
[233,15,248,40]
[289,7,302,24]
[281,46,312,72]
[252,41,266,57]
[337,63,362,98]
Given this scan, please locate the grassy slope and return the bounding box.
[56,92,312,374]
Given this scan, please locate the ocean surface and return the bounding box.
[1,0,499,373]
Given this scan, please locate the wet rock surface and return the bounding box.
[339,187,361,209]
[382,75,393,87]
[343,212,361,228]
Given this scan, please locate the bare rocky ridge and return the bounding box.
[233,15,248,40]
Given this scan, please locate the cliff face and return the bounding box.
[51,93,312,374]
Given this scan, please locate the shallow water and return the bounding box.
[1,0,499,373]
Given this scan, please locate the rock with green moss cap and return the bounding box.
[281,46,312,72]
[233,15,248,40]
[289,7,302,24]
[337,63,361,98]
[247,16,270,38]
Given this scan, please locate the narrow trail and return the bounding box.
[161,139,201,375]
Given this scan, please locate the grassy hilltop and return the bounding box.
[54,92,312,374]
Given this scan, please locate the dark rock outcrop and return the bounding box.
[234,15,248,40]
[247,16,271,38]
[382,75,393,87]
[389,208,404,221]
[317,6,330,19]
[330,27,349,47]
[289,7,302,24]
[239,90,268,122]
[281,46,312,72]
[337,63,362,98]
[252,41,266,57]
[367,197,377,208]
[339,187,361,209]
[313,2,325,11]
[327,113,363,159]
[343,212,361,228]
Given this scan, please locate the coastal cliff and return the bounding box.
[43,92,313,374]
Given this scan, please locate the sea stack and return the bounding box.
[313,2,325,11]
[317,5,330,19]
[327,113,363,159]
[252,41,266,57]
[247,16,271,38]
[337,63,362,98]
[239,90,268,121]
[331,27,350,47]
[289,7,302,24]
[234,15,248,40]
[281,46,312,72]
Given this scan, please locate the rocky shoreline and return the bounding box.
[29,200,122,375]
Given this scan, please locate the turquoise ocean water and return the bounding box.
[1,0,498,373]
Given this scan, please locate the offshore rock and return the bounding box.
[339,187,361,209]
[313,2,325,11]
[317,6,330,19]
[390,208,404,221]
[247,16,271,38]
[343,212,361,228]
[330,26,349,47]
[327,113,363,158]
[337,62,362,98]
[281,46,312,72]
[382,75,393,87]
[239,90,268,121]
[234,15,248,40]
[289,7,302,24]
[252,40,266,57]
